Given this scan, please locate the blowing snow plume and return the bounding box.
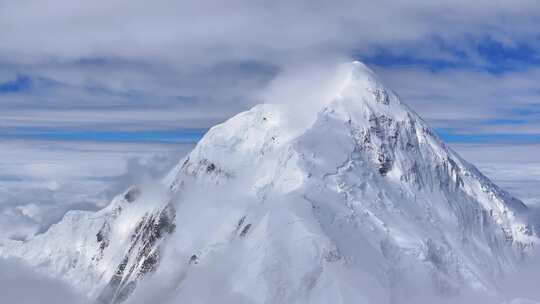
[1,61,539,304]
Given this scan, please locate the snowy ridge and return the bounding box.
[1,61,537,303]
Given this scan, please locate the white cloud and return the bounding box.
[0,140,194,240]
[372,65,540,133]
[1,2,540,300]
[1,0,539,63]
[0,0,540,131]
[451,143,540,207]
[0,257,86,304]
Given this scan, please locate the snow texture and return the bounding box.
[1,61,538,304]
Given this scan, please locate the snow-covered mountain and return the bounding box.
[1,61,537,304]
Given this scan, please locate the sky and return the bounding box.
[0,0,539,139]
[0,2,540,303]
[1,0,540,241]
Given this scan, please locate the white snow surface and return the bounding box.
[1,61,538,304]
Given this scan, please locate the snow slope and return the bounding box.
[1,61,537,304]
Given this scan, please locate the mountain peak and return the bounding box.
[1,61,537,304]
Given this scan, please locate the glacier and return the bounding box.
[0,61,538,304]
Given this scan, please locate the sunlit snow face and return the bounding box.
[1,61,540,304]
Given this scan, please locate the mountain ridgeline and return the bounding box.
[1,62,537,304]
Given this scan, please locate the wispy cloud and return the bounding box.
[0,140,193,240]
[372,65,540,138]
[1,3,540,302]
[451,143,540,206]
[0,0,539,239]
[0,257,85,304]
[0,0,539,140]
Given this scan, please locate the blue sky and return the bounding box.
[1,0,540,145]
[0,127,204,144]
[0,76,32,93]
[2,0,540,249]
[2,40,539,145]
[363,38,540,143]
[364,39,540,73]
[2,3,540,301]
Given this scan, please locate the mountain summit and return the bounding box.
[1,61,537,304]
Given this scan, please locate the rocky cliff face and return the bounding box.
[1,62,537,304]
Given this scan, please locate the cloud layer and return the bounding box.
[0,257,85,304]
[1,2,540,301]
[1,0,540,134]
[1,0,540,246]
[0,140,193,240]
